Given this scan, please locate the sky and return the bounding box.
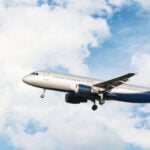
[0,0,150,150]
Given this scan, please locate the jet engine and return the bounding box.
[74,84,92,95]
[65,92,87,104]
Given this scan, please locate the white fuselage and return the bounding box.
[23,71,150,94]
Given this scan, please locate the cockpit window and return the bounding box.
[31,72,39,76]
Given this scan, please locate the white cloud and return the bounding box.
[4,102,127,150]
[0,4,110,75]
[3,0,37,6]
[53,0,113,16]
[131,53,150,86]
[135,0,150,10]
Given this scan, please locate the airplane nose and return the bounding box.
[22,75,35,85]
[22,76,29,83]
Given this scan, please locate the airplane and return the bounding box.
[23,71,150,110]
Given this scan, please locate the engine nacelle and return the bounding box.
[74,84,92,95]
[65,92,87,104]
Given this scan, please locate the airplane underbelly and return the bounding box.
[106,92,150,103]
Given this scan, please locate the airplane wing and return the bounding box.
[94,73,136,92]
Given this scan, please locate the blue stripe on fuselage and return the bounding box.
[106,92,150,103]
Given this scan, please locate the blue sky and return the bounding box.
[87,4,150,79]
[0,135,17,150]
[0,0,150,150]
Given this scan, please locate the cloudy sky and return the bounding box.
[0,0,150,150]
